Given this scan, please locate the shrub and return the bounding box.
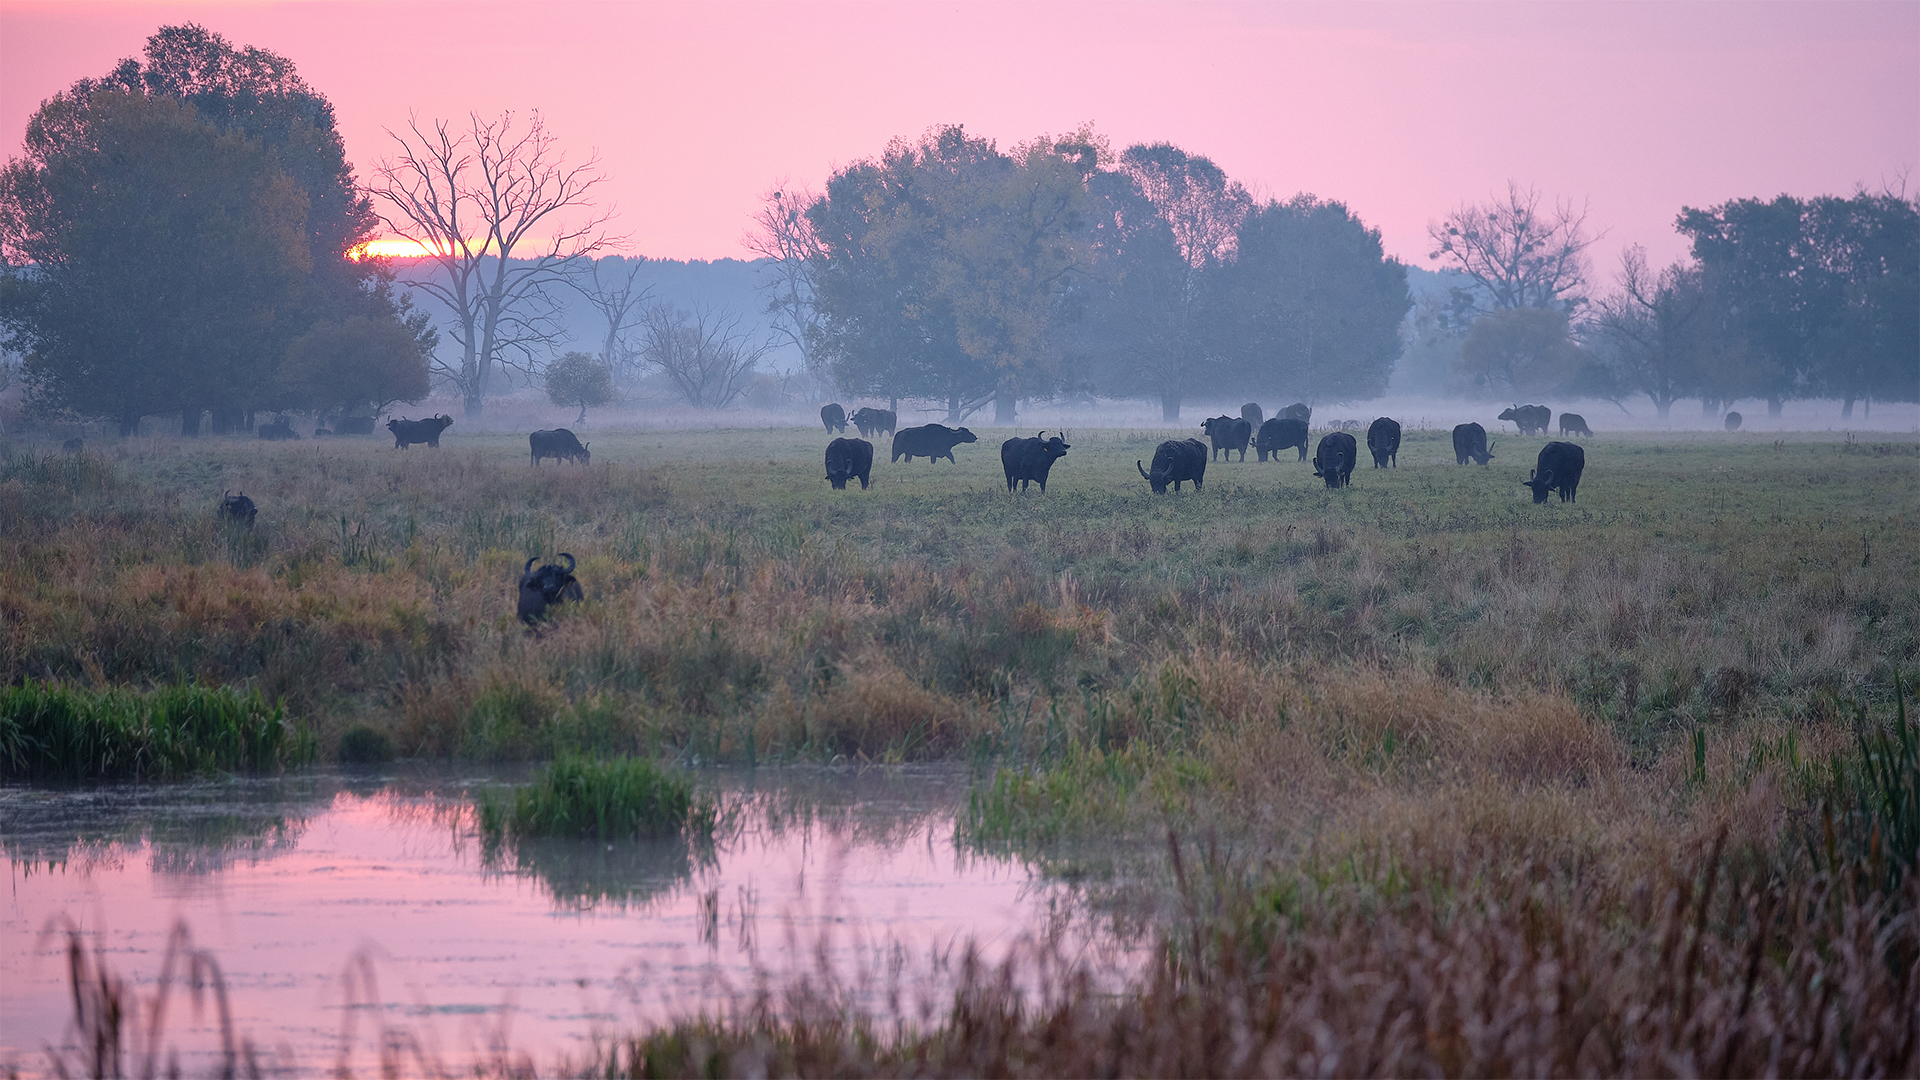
[0,680,313,780]
[477,754,714,844]
[336,723,394,765]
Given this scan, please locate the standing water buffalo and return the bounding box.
[1559,413,1593,437]
[219,490,257,527]
[1138,438,1208,493]
[1499,404,1552,436]
[1201,415,1252,461]
[1725,411,1743,431]
[1313,431,1358,489]
[1452,422,1495,466]
[1281,402,1312,424]
[1366,417,1401,468]
[518,554,584,624]
[1256,417,1310,462]
[1522,441,1586,503]
[824,437,874,490]
[820,403,847,433]
[1241,402,1265,429]
[851,407,897,437]
[530,428,591,466]
[891,423,977,463]
[1001,431,1071,492]
[388,414,453,448]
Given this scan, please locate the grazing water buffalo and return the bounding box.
[530,428,590,466]
[1452,422,1494,466]
[258,417,300,441]
[518,554,584,624]
[820,403,847,433]
[1001,431,1070,492]
[1559,413,1593,437]
[851,407,897,438]
[1499,404,1552,436]
[388,414,452,448]
[891,423,977,463]
[1725,411,1743,431]
[1522,441,1586,503]
[1241,402,1265,429]
[1367,417,1401,468]
[825,437,874,490]
[1256,417,1310,462]
[1281,402,1312,423]
[1201,415,1252,461]
[1138,438,1208,493]
[1313,431,1358,489]
[219,490,257,527]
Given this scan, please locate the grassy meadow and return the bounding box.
[6,419,1919,1075]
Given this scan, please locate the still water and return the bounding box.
[1,765,1090,1075]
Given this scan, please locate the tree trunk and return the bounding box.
[180,409,203,437]
[1767,396,1784,417]
[946,394,962,425]
[994,390,1016,425]
[1161,394,1181,422]
[1654,396,1672,419]
[889,396,899,414]
[210,408,245,435]
[119,412,141,438]
[576,404,587,424]
[1841,396,1855,420]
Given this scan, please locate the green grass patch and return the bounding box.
[477,754,716,844]
[0,679,314,780]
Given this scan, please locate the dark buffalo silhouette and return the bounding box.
[1499,404,1552,436]
[530,428,591,466]
[1366,417,1401,468]
[1313,431,1358,489]
[851,407,897,438]
[1001,431,1070,492]
[219,490,257,527]
[1201,415,1252,461]
[61,437,83,453]
[1241,402,1265,429]
[1256,417,1310,462]
[820,403,847,433]
[337,415,377,435]
[825,437,874,490]
[258,417,300,441]
[1559,413,1593,437]
[1522,441,1586,504]
[388,414,452,448]
[1138,438,1208,493]
[1725,411,1743,431]
[891,423,977,463]
[518,554,584,624]
[1281,402,1312,423]
[313,426,333,438]
[1452,422,1494,466]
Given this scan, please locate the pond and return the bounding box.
[1,765,1107,1076]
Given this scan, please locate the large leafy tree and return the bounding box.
[279,314,431,422]
[1214,195,1410,405]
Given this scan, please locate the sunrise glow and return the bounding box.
[353,237,449,260]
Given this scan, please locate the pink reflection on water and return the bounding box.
[2,779,1069,1075]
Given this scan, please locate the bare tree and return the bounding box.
[372,112,614,418]
[744,184,827,387]
[638,302,769,410]
[573,256,651,384]
[1428,182,1601,319]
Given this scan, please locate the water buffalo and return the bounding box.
[891,423,977,463]
[1138,438,1208,493]
[518,554,584,624]
[820,403,847,433]
[1499,404,1552,436]
[1366,417,1401,468]
[1201,415,1252,461]
[219,490,257,527]
[825,436,874,490]
[337,415,377,435]
[1313,431,1358,489]
[389,414,453,448]
[1559,413,1593,437]
[1256,417,1310,462]
[1725,411,1743,431]
[1001,431,1070,492]
[1452,422,1494,466]
[530,428,591,466]
[851,407,897,438]
[1241,402,1265,429]
[258,417,300,441]
[1522,441,1586,503]
[1281,402,1312,423]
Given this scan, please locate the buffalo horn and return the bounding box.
[560,553,575,573]
[523,557,538,575]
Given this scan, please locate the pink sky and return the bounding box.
[2,1,1915,275]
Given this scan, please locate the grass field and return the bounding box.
[7,421,1919,1074]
